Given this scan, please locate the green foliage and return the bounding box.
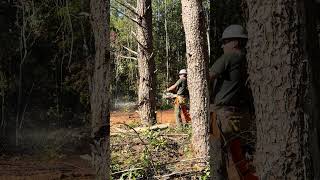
[127,121,142,128]
[153,0,187,91]
[110,0,188,102]
[0,0,94,140]
[119,169,143,180]
[110,2,138,102]
[159,101,173,110]
[198,166,210,180]
[142,129,168,150]
[111,124,199,178]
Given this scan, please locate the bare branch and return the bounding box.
[131,31,137,37]
[122,45,138,55]
[66,0,74,70]
[78,12,90,17]
[130,31,142,45]
[114,0,138,17]
[154,170,206,178]
[111,6,140,25]
[118,55,137,60]
[148,52,154,60]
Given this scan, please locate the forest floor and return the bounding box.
[0,155,93,180]
[110,110,177,125]
[0,110,208,180]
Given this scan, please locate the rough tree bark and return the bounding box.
[246,0,320,179]
[181,0,210,160]
[89,0,110,179]
[136,0,156,126]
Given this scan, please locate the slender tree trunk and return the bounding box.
[181,0,210,159]
[16,2,28,146]
[89,0,110,179]
[136,0,156,126]
[1,90,5,129]
[246,0,320,178]
[165,0,169,89]
[164,0,170,105]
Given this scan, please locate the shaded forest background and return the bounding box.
[0,0,245,150]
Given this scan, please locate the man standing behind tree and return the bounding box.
[209,25,258,180]
[166,69,191,128]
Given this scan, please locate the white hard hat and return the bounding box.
[221,24,248,40]
[179,69,187,75]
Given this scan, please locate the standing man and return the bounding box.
[166,69,191,128]
[209,25,258,180]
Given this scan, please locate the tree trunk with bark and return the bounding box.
[246,0,320,179]
[181,0,210,160]
[136,0,156,126]
[89,0,110,179]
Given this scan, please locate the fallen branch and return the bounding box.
[154,170,205,178]
[159,133,189,141]
[160,133,189,137]
[134,124,169,132]
[112,167,144,175]
[111,141,147,146]
[162,136,179,142]
[112,123,169,134]
[160,157,207,166]
[111,158,207,176]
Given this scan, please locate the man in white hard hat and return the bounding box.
[166,69,191,128]
[209,25,258,180]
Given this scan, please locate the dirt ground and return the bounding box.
[111,109,176,125]
[1,110,180,180]
[0,155,94,180]
[110,109,190,125]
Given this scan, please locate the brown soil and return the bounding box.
[1,109,182,179]
[0,156,94,180]
[111,109,188,125]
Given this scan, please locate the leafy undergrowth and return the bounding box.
[111,123,210,179]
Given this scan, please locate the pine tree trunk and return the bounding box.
[136,0,156,126]
[89,0,110,179]
[181,0,210,159]
[246,0,320,178]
